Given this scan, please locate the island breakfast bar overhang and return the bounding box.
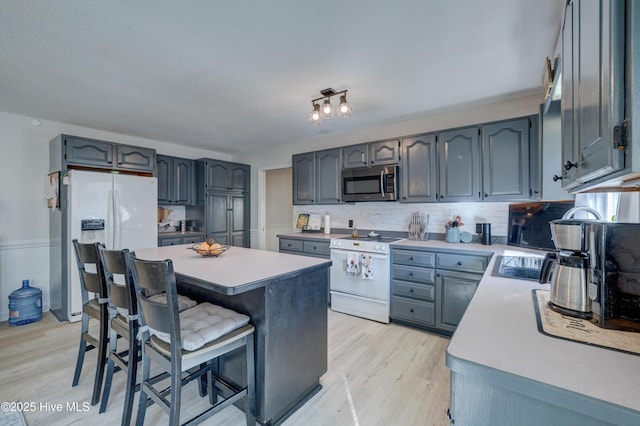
[134,245,332,426]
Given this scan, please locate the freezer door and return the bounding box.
[67,170,113,321]
[113,174,158,250]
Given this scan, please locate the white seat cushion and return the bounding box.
[151,303,250,351]
[148,293,197,312]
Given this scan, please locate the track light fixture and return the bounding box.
[309,88,352,126]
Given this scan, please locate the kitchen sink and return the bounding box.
[491,255,545,281]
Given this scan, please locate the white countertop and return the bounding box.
[134,244,331,295]
[439,243,640,413]
[277,232,348,241]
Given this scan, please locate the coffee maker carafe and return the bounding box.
[539,207,603,318]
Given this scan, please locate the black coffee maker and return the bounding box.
[476,223,492,245]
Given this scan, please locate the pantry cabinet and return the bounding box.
[196,158,251,247]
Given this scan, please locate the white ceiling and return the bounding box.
[0,1,564,154]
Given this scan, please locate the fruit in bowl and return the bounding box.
[196,241,224,256]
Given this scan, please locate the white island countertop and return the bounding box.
[394,241,640,416]
[134,244,332,295]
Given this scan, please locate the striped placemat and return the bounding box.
[532,289,640,356]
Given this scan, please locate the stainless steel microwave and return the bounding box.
[342,165,398,202]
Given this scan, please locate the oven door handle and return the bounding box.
[380,170,385,198]
[331,248,389,260]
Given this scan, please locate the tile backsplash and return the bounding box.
[294,202,511,238]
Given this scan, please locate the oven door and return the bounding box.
[342,165,397,202]
[329,248,390,300]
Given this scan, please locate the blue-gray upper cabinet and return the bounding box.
[438,127,481,202]
[293,149,343,205]
[157,155,194,205]
[342,139,400,169]
[292,152,316,205]
[204,160,250,192]
[400,134,438,202]
[64,135,155,173]
[560,0,624,189]
[481,117,531,201]
[316,148,343,204]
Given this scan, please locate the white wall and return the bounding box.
[0,110,230,321]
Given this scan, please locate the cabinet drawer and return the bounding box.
[391,265,435,284]
[279,238,304,252]
[182,235,205,245]
[393,249,435,268]
[392,296,435,326]
[436,253,488,273]
[303,240,330,257]
[392,280,435,301]
[158,236,184,246]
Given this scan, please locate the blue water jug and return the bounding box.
[8,280,42,326]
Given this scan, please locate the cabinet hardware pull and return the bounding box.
[409,288,414,293]
[409,308,414,313]
[409,256,414,261]
[564,161,578,171]
[552,174,563,182]
[457,261,462,266]
[484,193,488,198]
[409,272,413,276]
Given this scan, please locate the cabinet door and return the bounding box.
[370,139,400,166]
[436,270,480,333]
[292,153,316,205]
[561,0,579,188]
[574,0,624,184]
[205,160,230,192]
[229,163,250,192]
[316,148,342,204]
[438,127,481,202]
[342,144,369,169]
[401,134,438,202]
[65,136,114,168]
[562,0,624,188]
[158,236,183,246]
[156,155,173,204]
[115,145,156,172]
[205,191,229,236]
[173,158,193,205]
[482,118,530,201]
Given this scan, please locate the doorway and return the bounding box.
[263,168,292,252]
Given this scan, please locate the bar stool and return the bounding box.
[127,253,256,426]
[98,247,198,425]
[71,240,109,406]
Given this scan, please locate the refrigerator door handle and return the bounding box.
[114,190,121,249]
[107,190,114,249]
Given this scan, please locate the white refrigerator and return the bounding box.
[66,170,157,322]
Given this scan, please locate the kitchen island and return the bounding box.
[134,244,332,426]
[434,242,640,426]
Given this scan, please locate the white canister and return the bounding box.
[323,215,331,234]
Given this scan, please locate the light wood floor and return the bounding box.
[0,310,451,426]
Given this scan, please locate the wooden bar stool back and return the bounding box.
[97,246,139,425]
[71,239,109,407]
[127,253,256,426]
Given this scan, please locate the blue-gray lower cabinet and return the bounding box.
[447,356,640,426]
[391,246,490,336]
[158,233,205,247]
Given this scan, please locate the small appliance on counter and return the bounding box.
[588,222,640,332]
[476,223,492,245]
[539,207,603,319]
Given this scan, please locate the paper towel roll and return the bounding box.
[323,215,331,234]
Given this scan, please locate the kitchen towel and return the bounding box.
[346,253,359,278]
[360,254,374,280]
[323,214,331,234]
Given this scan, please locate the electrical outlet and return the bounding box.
[348,219,353,228]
